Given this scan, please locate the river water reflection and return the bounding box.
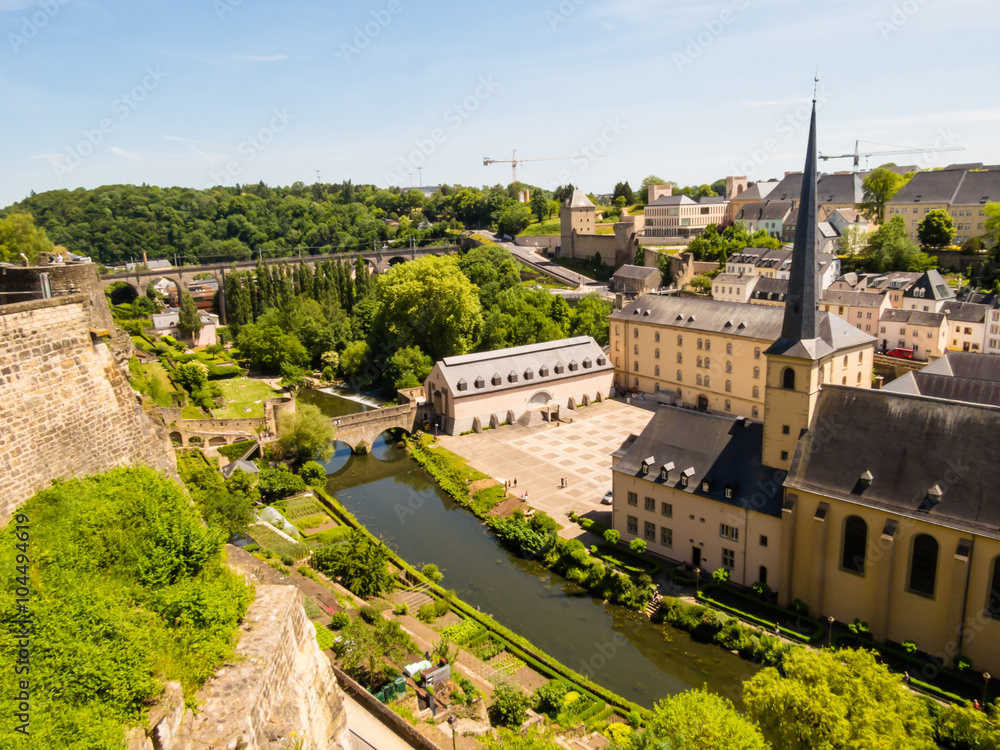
[308,389,757,708]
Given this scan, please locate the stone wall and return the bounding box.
[0,294,176,524]
[130,584,350,750]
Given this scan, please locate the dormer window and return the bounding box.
[474,376,485,389]
[701,480,711,492]
[539,365,549,377]
[568,360,579,372]
[725,486,735,499]
[660,462,674,481]
[582,357,593,369]
[641,456,655,475]
[524,368,534,380]
[457,378,468,392]
[508,370,518,383]
[492,373,502,386]
[554,363,564,374]
[680,467,695,488]
[596,356,606,366]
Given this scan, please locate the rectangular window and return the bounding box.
[722,548,735,569]
[644,496,655,512]
[645,521,656,540]
[661,502,673,517]
[720,524,739,541]
[627,515,637,534]
[627,492,637,506]
[661,527,673,547]
[759,535,768,547]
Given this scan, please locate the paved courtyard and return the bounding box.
[437,399,654,529]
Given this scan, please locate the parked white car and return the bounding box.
[601,490,613,505]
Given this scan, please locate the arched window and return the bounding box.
[753,366,760,378]
[615,341,619,351]
[697,338,703,350]
[725,399,731,411]
[676,370,683,381]
[677,352,683,364]
[990,558,1000,618]
[633,361,639,371]
[655,366,660,376]
[634,344,639,355]
[633,328,638,338]
[726,361,732,373]
[615,357,620,367]
[655,348,660,359]
[704,376,711,387]
[754,347,761,359]
[782,367,795,390]
[725,380,732,392]
[677,335,683,345]
[727,343,733,355]
[696,374,702,385]
[705,357,711,369]
[655,331,660,342]
[752,386,759,398]
[909,534,939,597]
[697,356,703,368]
[841,515,868,575]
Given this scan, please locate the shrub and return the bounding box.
[954,654,973,671]
[902,640,918,655]
[416,603,437,623]
[299,460,327,486]
[792,598,810,617]
[603,529,620,545]
[422,563,444,582]
[489,684,530,727]
[534,680,570,716]
[713,568,730,584]
[752,581,772,600]
[605,723,633,745]
[393,602,409,616]
[629,539,646,555]
[849,618,871,636]
[329,612,350,629]
[280,554,294,566]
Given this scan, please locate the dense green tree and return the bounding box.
[312,529,395,598]
[177,290,203,342]
[861,216,937,273]
[298,460,327,486]
[339,340,370,378]
[570,293,613,345]
[334,616,413,688]
[488,684,530,727]
[256,464,307,503]
[529,191,549,223]
[918,209,956,247]
[479,727,563,750]
[553,184,575,203]
[178,459,255,537]
[613,181,635,204]
[370,255,483,362]
[386,345,433,389]
[497,203,533,237]
[984,202,1000,249]
[645,687,770,750]
[0,211,54,264]
[743,648,935,750]
[236,323,310,374]
[860,168,908,224]
[276,402,336,464]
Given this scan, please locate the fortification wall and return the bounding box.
[129,584,350,750]
[0,293,175,524]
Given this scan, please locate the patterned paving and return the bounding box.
[437,400,654,524]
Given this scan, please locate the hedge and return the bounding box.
[697,585,824,643]
[217,440,256,461]
[310,487,647,723]
[595,544,662,578]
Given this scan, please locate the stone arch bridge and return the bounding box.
[333,402,425,453]
[100,245,461,322]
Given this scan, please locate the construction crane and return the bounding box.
[483,149,605,197]
[819,140,964,173]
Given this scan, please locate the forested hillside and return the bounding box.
[2,181,545,266]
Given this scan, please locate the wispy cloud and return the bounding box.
[110,147,140,160]
[31,152,64,165]
[230,54,289,63]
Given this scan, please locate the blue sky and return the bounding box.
[2,0,998,207]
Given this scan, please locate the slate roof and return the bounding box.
[566,189,595,208]
[761,201,794,221]
[904,270,954,302]
[766,310,875,359]
[649,194,698,206]
[610,294,784,341]
[921,351,1000,382]
[889,169,968,205]
[866,272,922,292]
[613,264,662,282]
[430,336,611,399]
[952,170,1000,206]
[733,181,778,202]
[767,172,863,204]
[880,308,946,327]
[221,459,259,478]
[755,247,793,271]
[787,386,1000,539]
[941,300,988,324]
[820,290,886,308]
[613,407,784,517]
[751,277,788,298]
[713,273,756,285]
[883,372,1000,408]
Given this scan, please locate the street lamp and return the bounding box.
[827,615,835,645]
[693,567,701,596]
[984,672,992,706]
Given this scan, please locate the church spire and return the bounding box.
[780,94,820,343]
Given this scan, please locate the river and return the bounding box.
[306,388,757,709]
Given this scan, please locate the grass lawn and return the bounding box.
[596,226,614,235]
[212,377,281,419]
[519,218,560,237]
